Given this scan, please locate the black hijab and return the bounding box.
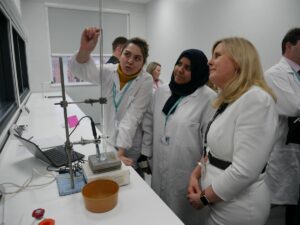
[162,49,209,115]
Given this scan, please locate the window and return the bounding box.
[0,2,30,152]
[0,8,18,134]
[51,55,84,84]
[47,5,129,84]
[51,54,111,85]
[13,28,30,101]
[0,7,19,152]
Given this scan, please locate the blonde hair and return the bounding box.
[211,37,276,108]
[146,62,161,76]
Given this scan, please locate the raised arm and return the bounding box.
[76,27,100,63]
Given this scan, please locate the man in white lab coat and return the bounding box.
[265,28,300,225]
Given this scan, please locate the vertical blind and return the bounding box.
[47,6,129,55]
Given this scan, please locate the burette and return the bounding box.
[98,0,108,159]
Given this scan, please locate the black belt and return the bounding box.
[208,152,231,170]
[208,152,266,173]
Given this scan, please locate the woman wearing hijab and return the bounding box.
[142,49,216,225]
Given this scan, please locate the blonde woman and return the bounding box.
[146,61,164,92]
[187,37,278,225]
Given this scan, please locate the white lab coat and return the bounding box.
[70,57,153,167]
[265,57,300,205]
[201,86,278,225]
[152,79,164,93]
[142,85,216,225]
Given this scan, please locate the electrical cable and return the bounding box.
[68,115,93,137]
[0,168,56,196]
[0,169,56,225]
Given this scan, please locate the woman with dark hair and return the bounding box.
[70,27,152,176]
[142,49,216,225]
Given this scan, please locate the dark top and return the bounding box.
[106,56,119,64]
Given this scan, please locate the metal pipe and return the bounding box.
[59,57,75,189]
[98,0,108,159]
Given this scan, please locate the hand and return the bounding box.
[187,164,202,194]
[117,148,133,166]
[76,27,101,63]
[187,173,201,195]
[187,192,203,209]
[137,155,152,174]
[187,175,202,209]
[80,27,101,53]
[187,165,203,209]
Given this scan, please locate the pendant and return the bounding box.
[160,135,170,145]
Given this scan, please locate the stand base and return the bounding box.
[56,173,86,196]
[82,162,130,186]
[88,152,121,173]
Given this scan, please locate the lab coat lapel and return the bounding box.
[113,69,141,93]
[279,58,294,75]
[113,70,121,90]
[179,88,200,107]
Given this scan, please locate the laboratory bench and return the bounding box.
[0,92,183,225]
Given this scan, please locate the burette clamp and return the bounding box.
[99,97,107,104]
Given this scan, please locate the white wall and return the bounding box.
[12,0,21,14]
[145,0,300,83]
[21,0,146,93]
[19,0,300,122]
[20,0,147,123]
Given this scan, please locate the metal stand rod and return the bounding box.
[59,57,75,189]
[98,0,108,158]
[54,98,107,106]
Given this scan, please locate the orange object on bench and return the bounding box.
[38,218,55,225]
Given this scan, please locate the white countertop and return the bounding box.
[0,93,183,225]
